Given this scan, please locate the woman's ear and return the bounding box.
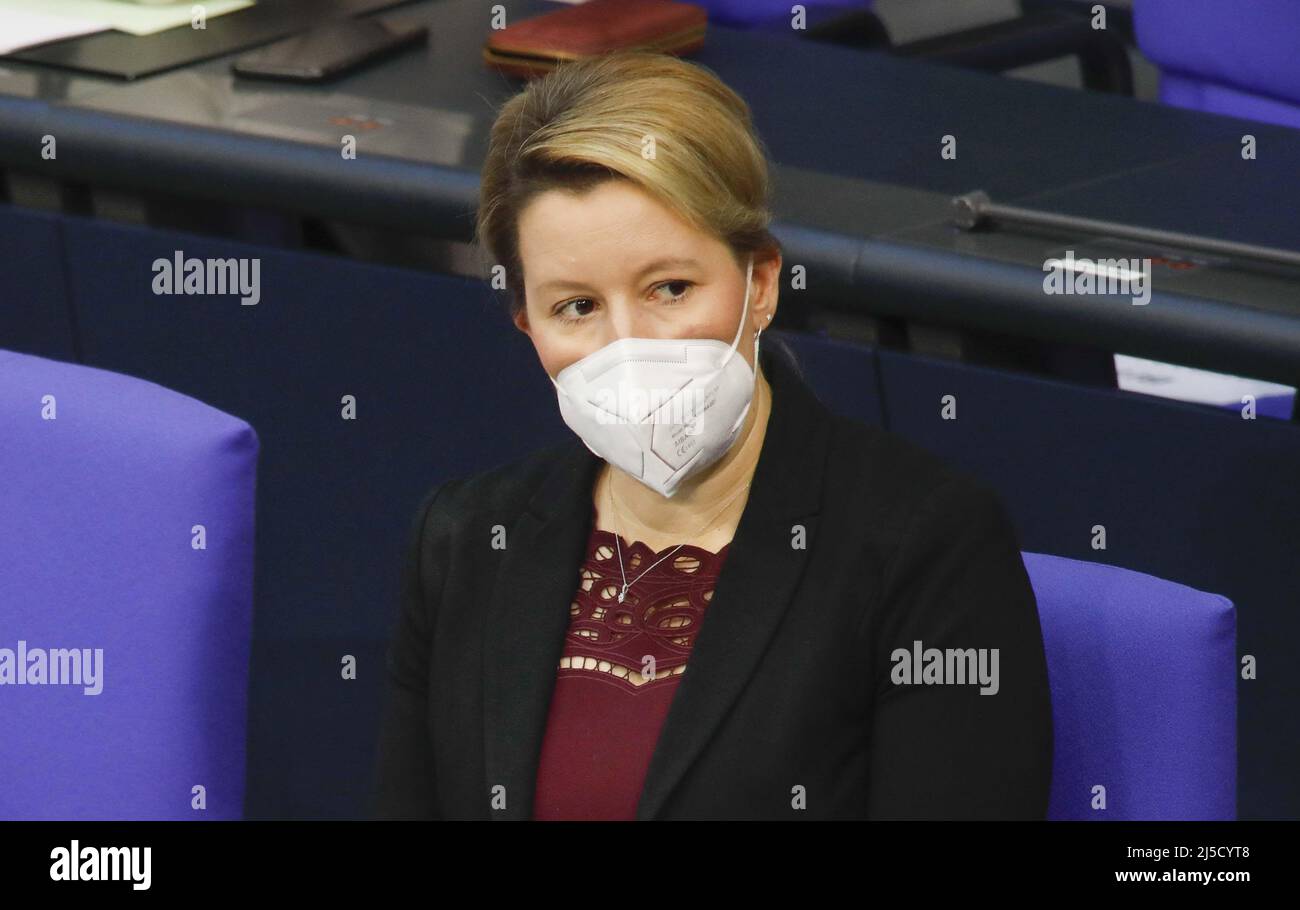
[512,305,530,337]
[756,248,781,326]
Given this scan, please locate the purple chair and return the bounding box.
[0,349,258,819]
[694,0,872,29]
[1023,551,1236,820]
[1134,0,1300,129]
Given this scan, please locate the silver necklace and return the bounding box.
[605,472,750,604]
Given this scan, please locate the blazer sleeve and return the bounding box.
[369,481,457,819]
[863,476,1054,819]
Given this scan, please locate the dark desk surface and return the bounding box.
[2,0,1298,383]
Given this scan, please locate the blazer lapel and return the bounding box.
[481,440,600,820]
[635,349,831,818]
[482,347,833,820]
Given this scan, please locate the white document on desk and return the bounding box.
[0,9,108,54]
[0,0,255,39]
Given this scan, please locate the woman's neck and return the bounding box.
[595,366,772,548]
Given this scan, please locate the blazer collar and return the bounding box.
[482,344,834,819]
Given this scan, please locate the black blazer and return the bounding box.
[371,345,1053,820]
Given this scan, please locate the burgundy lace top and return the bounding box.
[531,503,732,820]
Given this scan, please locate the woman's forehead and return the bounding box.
[521,182,685,243]
[519,185,723,282]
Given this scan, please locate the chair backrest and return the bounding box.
[1134,0,1300,129]
[693,0,871,28]
[878,346,1296,821]
[1022,551,1236,820]
[0,348,258,819]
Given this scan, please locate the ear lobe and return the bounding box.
[512,308,530,335]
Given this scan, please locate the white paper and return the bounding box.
[1114,354,1295,407]
[0,9,108,54]
[0,0,255,39]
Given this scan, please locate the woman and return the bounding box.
[372,50,1052,820]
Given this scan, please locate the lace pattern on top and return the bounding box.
[558,506,731,693]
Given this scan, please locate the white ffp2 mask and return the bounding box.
[549,254,760,499]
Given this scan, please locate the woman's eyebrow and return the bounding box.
[631,256,701,280]
[535,257,702,294]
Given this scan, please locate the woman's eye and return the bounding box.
[555,298,595,323]
[553,281,693,324]
[655,280,693,304]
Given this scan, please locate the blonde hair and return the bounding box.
[476,50,779,320]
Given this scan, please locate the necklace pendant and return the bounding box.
[617,587,627,603]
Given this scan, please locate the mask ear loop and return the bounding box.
[719,254,755,372]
